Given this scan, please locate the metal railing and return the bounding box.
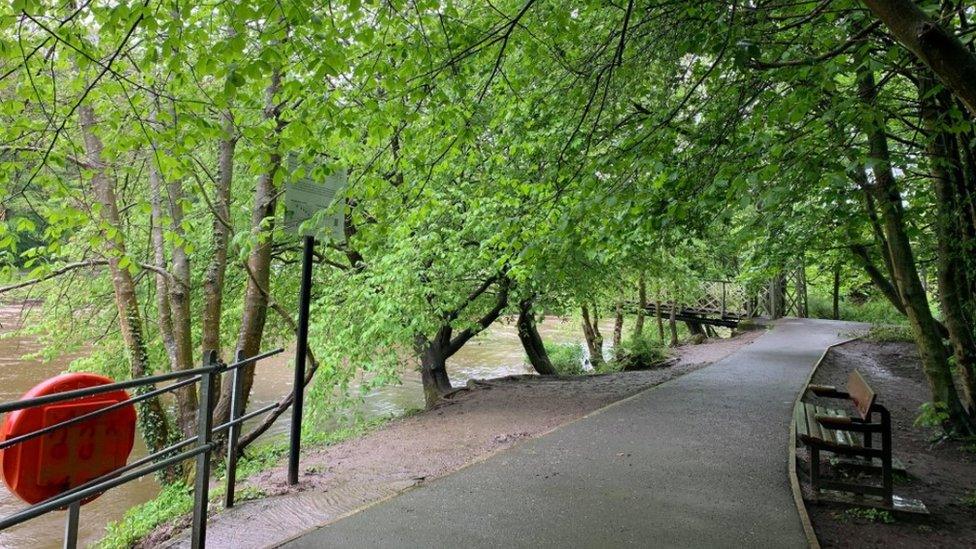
[0,347,287,549]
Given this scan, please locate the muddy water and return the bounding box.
[0,305,600,548]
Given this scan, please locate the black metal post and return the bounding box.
[63,501,79,549]
[289,235,314,485]
[191,351,217,549]
[225,349,247,508]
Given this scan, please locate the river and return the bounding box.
[0,302,609,548]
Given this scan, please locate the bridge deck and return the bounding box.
[626,302,749,328]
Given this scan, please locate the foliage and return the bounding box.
[612,335,670,371]
[862,325,917,344]
[2,0,976,531]
[915,402,951,431]
[97,482,193,549]
[962,490,976,509]
[807,294,907,326]
[841,508,896,524]
[545,343,585,376]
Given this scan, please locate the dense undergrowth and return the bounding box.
[807,294,908,326]
[546,342,585,376]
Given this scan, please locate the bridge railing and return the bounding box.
[0,347,289,549]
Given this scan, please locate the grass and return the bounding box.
[861,324,916,344]
[96,482,194,549]
[96,414,405,548]
[546,342,585,376]
[841,507,896,524]
[807,294,907,325]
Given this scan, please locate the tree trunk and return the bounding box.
[861,0,976,116]
[201,106,235,364]
[147,135,198,439]
[655,291,665,343]
[214,69,283,426]
[416,276,510,406]
[202,27,238,364]
[416,330,453,408]
[157,100,198,438]
[857,65,974,433]
[581,304,605,370]
[832,264,841,320]
[79,103,172,455]
[854,172,900,292]
[920,75,976,412]
[612,301,624,349]
[517,298,556,375]
[148,143,178,374]
[633,274,646,338]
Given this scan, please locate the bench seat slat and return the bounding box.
[804,402,823,442]
[794,402,809,439]
[815,406,857,447]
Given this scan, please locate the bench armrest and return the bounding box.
[815,415,883,432]
[807,384,851,399]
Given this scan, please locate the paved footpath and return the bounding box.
[282,319,862,549]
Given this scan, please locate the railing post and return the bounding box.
[289,235,315,485]
[224,349,247,509]
[721,282,727,318]
[62,501,79,549]
[191,351,217,549]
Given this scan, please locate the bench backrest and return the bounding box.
[846,370,876,419]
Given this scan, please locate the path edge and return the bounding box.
[272,333,768,547]
[788,335,861,549]
[272,369,696,547]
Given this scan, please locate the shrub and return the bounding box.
[863,324,915,344]
[545,342,584,376]
[613,335,670,371]
[807,294,907,325]
[915,401,950,429]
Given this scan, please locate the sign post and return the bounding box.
[283,166,346,486]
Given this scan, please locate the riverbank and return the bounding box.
[803,338,976,547]
[137,329,763,548]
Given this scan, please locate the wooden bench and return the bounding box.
[795,370,909,509]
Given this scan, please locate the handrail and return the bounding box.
[0,346,293,549]
[0,347,284,414]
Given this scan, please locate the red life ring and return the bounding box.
[0,373,136,504]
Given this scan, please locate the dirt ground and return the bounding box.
[147,329,763,548]
[802,339,976,548]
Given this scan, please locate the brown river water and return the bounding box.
[0,302,609,548]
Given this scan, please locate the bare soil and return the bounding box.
[802,339,976,548]
[147,330,763,548]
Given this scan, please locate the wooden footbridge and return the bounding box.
[627,276,808,329]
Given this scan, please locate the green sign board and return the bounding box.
[283,167,347,241]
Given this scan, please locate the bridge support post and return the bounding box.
[769,275,786,319]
